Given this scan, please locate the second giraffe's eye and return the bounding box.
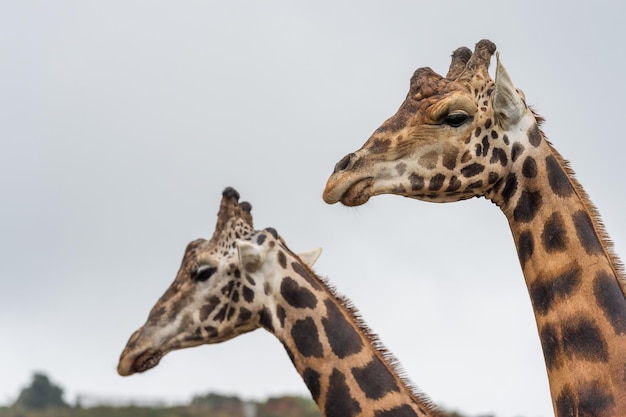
[442,112,470,127]
[191,265,217,282]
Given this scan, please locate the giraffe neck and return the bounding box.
[262,249,439,417]
[488,131,626,416]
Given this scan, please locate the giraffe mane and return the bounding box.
[531,108,626,296]
[288,248,446,417]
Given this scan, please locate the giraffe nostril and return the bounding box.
[334,153,355,173]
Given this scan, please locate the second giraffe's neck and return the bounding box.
[491,135,626,416]
[263,249,438,417]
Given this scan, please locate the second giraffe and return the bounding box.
[323,39,626,417]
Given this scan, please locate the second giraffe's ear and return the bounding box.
[493,52,525,128]
[237,240,268,273]
[297,247,322,267]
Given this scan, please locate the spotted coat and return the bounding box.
[118,188,443,417]
[323,40,626,417]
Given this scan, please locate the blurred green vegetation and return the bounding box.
[2,372,485,417]
[12,373,67,411]
[1,379,324,417]
[0,397,322,417]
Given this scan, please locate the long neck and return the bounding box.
[490,128,626,417]
[262,252,440,417]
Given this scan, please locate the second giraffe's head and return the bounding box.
[323,39,539,207]
[117,187,321,376]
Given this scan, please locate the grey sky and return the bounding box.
[1,2,625,417]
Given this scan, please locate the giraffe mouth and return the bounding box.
[133,349,163,373]
[118,349,163,376]
[338,177,374,207]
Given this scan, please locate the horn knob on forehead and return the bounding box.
[461,39,497,80]
[211,187,254,241]
[239,201,252,213]
[446,46,472,79]
[222,186,240,201]
[409,67,444,98]
[239,201,254,227]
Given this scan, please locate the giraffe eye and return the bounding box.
[191,265,217,282]
[442,112,470,127]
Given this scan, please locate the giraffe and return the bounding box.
[323,39,626,417]
[117,187,443,417]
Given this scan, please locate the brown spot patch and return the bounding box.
[277,250,287,269]
[577,380,615,416]
[555,384,575,417]
[572,210,603,255]
[302,368,321,402]
[562,317,608,362]
[545,155,573,197]
[489,148,507,166]
[290,317,323,358]
[528,124,542,147]
[445,176,462,192]
[374,405,419,417]
[418,150,438,169]
[275,305,286,328]
[409,173,424,191]
[291,262,322,290]
[200,296,221,321]
[529,263,581,315]
[593,270,626,335]
[522,156,537,179]
[442,148,458,170]
[236,307,252,324]
[322,300,363,359]
[428,174,445,191]
[540,322,563,371]
[513,190,542,223]
[369,138,392,154]
[325,369,362,417]
[500,173,518,206]
[352,357,400,399]
[516,230,534,269]
[460,162,485,178]
[511,142,524,162]
[280,277,317,309]
[541,212,568,253]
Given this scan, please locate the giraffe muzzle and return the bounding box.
[118,347,163,376]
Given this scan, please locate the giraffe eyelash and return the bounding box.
[191,265,217,283]
[441,111,471,127]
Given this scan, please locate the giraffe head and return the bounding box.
[117,187,321,376]
[323,39,536,207]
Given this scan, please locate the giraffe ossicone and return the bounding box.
[323,39,626,417]
[118,187,442,417]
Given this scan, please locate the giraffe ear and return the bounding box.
[297,247,322,267]
[236,240,268,273]
[493,52,525,128]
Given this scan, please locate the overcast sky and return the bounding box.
[2,2,625,417]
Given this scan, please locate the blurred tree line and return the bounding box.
[1,372,494,417]
[11,373,68,411]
